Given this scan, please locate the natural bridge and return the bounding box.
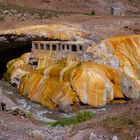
[0,24,140,113]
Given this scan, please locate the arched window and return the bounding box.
[67,45,69,50]
[79,45,82,51]
[40,44,44,49]
[46,44,50,50]
[62,45,65,50]
[72,45,77,52]
[52,44,56,50]
[34,44,38,49]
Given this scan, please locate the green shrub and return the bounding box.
[45,111,95,127]
[37,111,94,127]
[124,25,129,29]
[76,111,93,123]
[91,10,96,15]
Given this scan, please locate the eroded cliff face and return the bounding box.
[86,35,140,78]
[6,35,140,112]
[86,35,140,99]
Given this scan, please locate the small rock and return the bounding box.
[112,136,118,140]
[53,136,63,140]
[1,102,6,111]
[0,135,7,140]
[135,137,140,140]
[58,103,72,113]
[89,132,103,140]
[11,108,26,117]
[29,130,46,140]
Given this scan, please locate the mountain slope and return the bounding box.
[3,0,140,15]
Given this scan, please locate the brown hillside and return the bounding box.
[4,0,140,15]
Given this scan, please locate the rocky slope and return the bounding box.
[1,99,140,140]
[3,0,140,15]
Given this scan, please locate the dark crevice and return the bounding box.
[0,40,31,78]
[0,34,64,79]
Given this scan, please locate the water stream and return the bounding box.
[0,80,106,122]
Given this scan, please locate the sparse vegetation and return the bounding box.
[82,10,96,16]
[124,25,129,29]
[91,10,96,15]
[100,112,140,139]
[0,2,73,21]
[38,111,95,127]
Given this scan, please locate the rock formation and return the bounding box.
[3,24,140,112]
[86,35,140,99]
[0,24,88,41]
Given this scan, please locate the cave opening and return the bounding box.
[0,34,65,79]
[0,40,32,79]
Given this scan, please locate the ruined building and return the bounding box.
[30,41,92,68]
[111,7,124,16]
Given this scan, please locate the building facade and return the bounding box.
[32,41,88,53]
[111,7,124,16]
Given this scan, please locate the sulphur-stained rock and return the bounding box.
[120,74,140,99]
[86,35,140,80]
[10,68,30,88]
[6,35,140,112]
[6,54,124,110]
[86,35,140,100]
[0,24,87,41]
[6,53,31,86]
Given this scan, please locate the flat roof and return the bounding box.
[33,41,61,44]
[61,41,86,44]
[32,41,86,44]
[112,7,123,10]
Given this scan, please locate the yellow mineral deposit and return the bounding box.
[87,35,140,81]
[6,53,123,110]
[0,24,87,41]
[6,32,140,112]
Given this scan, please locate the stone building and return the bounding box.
[32,41,89,53]
[30,41,92,68]
[111,7,124,16]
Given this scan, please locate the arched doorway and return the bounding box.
[72,45,77,52]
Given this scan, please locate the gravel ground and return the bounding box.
[1,80,140,140]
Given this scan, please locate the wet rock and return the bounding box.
[0,135,7,140]
[59,104,72,113]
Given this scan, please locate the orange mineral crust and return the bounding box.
[6,35,140,112]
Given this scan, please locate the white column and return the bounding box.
[43,43,45,50]
[69,44,72,52]
[57,44,60,51]
[64,44,66,51]
[32,43,35,49]
[39,43,41,50]
[50,44,52,51]
[76,45,79,52]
